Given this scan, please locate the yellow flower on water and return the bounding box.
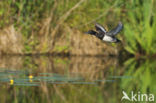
[29,75,33,79]
[10,79,14,85]
[29,75,33,82]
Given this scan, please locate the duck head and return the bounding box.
[85,30,97,35]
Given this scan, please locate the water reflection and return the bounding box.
[0,55,155,103]
[0,69,118,86]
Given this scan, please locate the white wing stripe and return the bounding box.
[95,24,106,33]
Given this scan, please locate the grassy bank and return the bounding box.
[0,0,156,57]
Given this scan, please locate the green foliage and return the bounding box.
[0,0,123,53]
[123,0,156,55]
[54,45,69,53]
[0,0,156,56]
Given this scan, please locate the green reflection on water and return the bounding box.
[0,56,155,103]
[121,58,156,93]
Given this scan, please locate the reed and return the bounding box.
[123,0,156,56]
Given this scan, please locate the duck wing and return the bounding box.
[95,23,107,34]
[107,22,123,36]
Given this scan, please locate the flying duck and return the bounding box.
[85,22,123,43]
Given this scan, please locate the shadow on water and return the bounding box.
[0,55,155,103]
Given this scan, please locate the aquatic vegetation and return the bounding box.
[0,56,124,103]
[0,55,155,102]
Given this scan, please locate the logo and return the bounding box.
[121,91,154,102]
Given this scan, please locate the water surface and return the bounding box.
[0,55,155,103]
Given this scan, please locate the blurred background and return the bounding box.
[0,0,156,103]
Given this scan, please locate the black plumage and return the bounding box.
[85,22,123,43]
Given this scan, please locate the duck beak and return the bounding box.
[84,30,96,35]
[116,39,121,43]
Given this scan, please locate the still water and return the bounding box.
[0,55,155,103]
